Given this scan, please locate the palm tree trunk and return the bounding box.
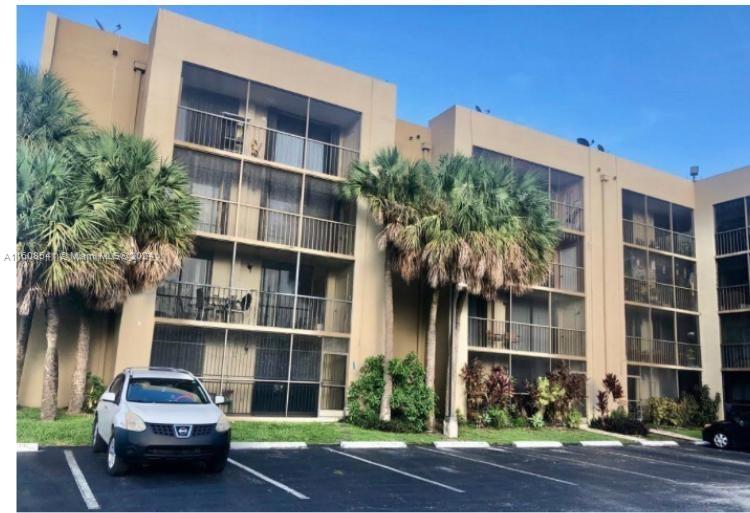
[425,288,439,431]
[17,304,35,395]
[41,297,60,421]
[379,255,394,422]
[68,309,91,414]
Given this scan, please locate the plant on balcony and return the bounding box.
[341,148,432,423]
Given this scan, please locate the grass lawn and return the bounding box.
[648,425,703,439]
[18,407,619,446]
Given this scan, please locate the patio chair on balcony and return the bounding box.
[195,287,220,321]
[228,293,253,324]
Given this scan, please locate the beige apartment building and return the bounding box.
[18,10,750,425]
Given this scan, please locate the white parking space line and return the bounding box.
[496,448,685,485]
[420,447,578,487]
[228,458,309,500]
[325,448,465,493]
[596,448,742,477]
[629,446,750,469]
[63,450,100,510]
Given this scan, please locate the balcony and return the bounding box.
[546,263,584,293]
[622,219,694,257]
[155,281,352,334]
[716,227,749,256]
[624,277,697,311]
[468,317,585,358]
[551,201,583,232]
[718,285,750,311]
[626,336,701,368]
[722,344,750,369]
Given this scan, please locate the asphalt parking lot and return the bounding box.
[17,443,750,512]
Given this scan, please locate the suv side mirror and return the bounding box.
[101,391,116,403]
[214,395,225,405]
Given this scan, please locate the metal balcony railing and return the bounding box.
[718,285,750,311]
[547,263,584,293]
[235,204,299,247]
[678,342,702,368]
[550,201,583,232]
[155,281,351,334]
[468,317,585,357]
[721,344,750,369]
[194,196,236,237]
[301,216,355,256]
[622,219,695,257]
[715,227,749,256]
[175,106,359,178]
[624,277,697,311]
[626,336,677,366]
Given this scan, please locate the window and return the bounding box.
[715,198,747,233]
[109,374,125,403]
[126,378,210,404]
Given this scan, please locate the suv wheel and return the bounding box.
[713,432,730,449]
[107,435,129,476]
[91,419,107,453]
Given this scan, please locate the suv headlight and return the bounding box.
[216,413,231,433]
[122,412,147,432]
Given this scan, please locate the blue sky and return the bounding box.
[17,5,750,178]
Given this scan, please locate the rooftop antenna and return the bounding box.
[690,165,699,182]
[576,137,591,147]
[95,18,105,31]
[474,105,490,114]
[95,19,122,33]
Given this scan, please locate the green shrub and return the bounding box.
[389,353,435,432]
[647,397,681,426]
[83,373,105,414]
[528,412,545,429]
[487,406,512,429]
[590,407,649,436]
[690,385,721,426]
[346,355,385,429]
[565,409,583,429]
[511,415,528,428]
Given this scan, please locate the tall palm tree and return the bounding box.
[341,148,431,421]
[17,140,121,420]
[16,65,87,394]
[399,155,559,433]
[66,130,199,413]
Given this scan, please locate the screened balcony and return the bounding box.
[714,197,750,256]
[627,365,701,419]
[174,148,356,256]
[149,326,348,417]
[468,291,585,358]
[622,190,695,257]
[717,255,750,311]
[155,245,353,335]
[625,305,701,368]
[623,247,698,311]
[546,233,584,293]
[175,63,361,178]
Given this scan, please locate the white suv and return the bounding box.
[92,367,231,476]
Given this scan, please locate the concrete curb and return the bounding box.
[578,425,642,442]
[339,441,407,449]
[579,440,623,447]
[231,442,307,450]
[648,428,702,442]
[638,440,679,447]
[17,443,39,452]
[693,440,709,446]
[513,441,563,448]
[433,441,490,449]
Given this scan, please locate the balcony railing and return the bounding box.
[715,227,749,256]
[155,281,351,334]
[194,196,235,237]
[551,201,583,232]
[722,344,750,369]
[623,219,695,257]
[235,204,299,247]
[547,263,584,293]
[624,277,697,311]
[626,336,701,368]
[468,317,585,357]
[301,216,355,256]
[175,106,359,178]
[718,285,750,311]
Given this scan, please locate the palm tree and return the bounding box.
[66,130,199,413]
[16,65,87,394]
[401,155,559,434]
[17,140,121,420]
[341,148,431,421]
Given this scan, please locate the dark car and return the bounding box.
[703,405,750,450]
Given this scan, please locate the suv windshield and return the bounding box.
[126,378,209,404]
